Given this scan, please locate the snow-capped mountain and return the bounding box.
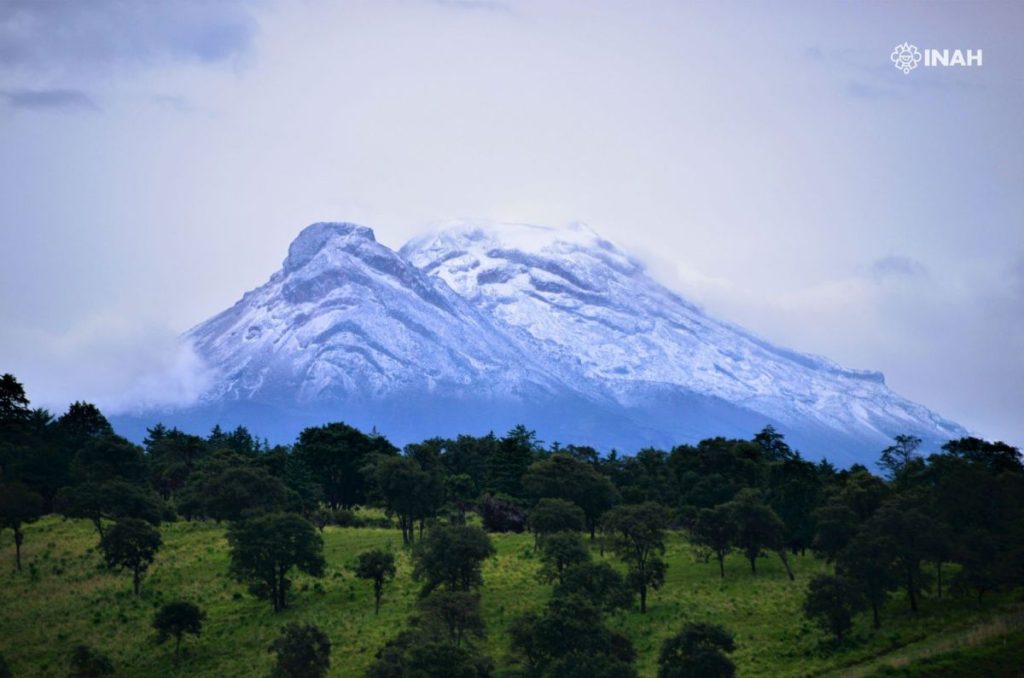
[126,220,965,464]
[401,221,965,459]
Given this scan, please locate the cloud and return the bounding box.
[424,0,512,11]
[0,87,97,111]
[0,0,259,76]
[3,314,213,416]
[655,248,1024,445]
[870,255,928,279]
[151,93,194,113]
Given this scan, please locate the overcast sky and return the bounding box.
[1,0,1021,446]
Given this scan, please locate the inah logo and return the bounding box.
[891,42,921,74]
[891,43,983,74]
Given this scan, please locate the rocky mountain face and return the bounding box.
[125,220,966,464]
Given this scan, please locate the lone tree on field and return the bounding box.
[228,512,325,612]
[802,574,865,643]
[602,501,670,613]
[269,623,331,678]
[657,622,736,678]
[354,549,397,615]
[0,482,45,572]
[153,601,206,658]
[99,518,162,595]
[412,524,495,594]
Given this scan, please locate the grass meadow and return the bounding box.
[0,515,1021,677]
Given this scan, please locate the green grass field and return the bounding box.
[1,516,1021,677]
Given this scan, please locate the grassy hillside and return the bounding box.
[0,516,1020,677]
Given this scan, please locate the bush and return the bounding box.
[332,508,362,527]
[657,622,736,678]
[269,623,331,678]
[479,495,527,533]
[68,645,114,677]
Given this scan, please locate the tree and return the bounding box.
[877,434,922,480]
[553,561,633,614]
[292,422,397,508]
[766,456,822,554]
[418,591,486,647]
[153,601,205,657]
[203,466,294,522]
[0,373,30,434]
[528,498,585,546]
[0,653,10,678]
[54,402,113,450]
[802,574,865,643]
[100,518,162,595]
[227,512,325,612]
[657,622,736,678]
[753,426,794,462]
[146,430,209,500]
[368,629,494,677]
[602,502,670,613]
[864,498,942,613]
[524,453,617,539]
[355,549,397,615]
[509,594,637,677]
[537,531,591,585]
[412,524,495,594]
[811,500,858,566]
[941,437,1023,475]
[269,623,331,678]
[70,434,147,485]
[0,482,44,572]
[369,456,436,546]
[487,425,539,496]
[445,473,477,524]
[57,479,162,540]
[68,645,115,677]
[727,490,785,575]
[837,528,899,628]
[208,424,260,456]
[367,589,494,677]
[691,506,735,578]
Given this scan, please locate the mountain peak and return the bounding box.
[405,219,612,255]
[284,222,376,272]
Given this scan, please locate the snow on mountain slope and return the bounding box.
[185,222,562,404]
[400,220,966,455]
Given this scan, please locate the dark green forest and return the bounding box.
[1,372,1023,677]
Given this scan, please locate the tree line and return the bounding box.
[1,372,1022,676]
